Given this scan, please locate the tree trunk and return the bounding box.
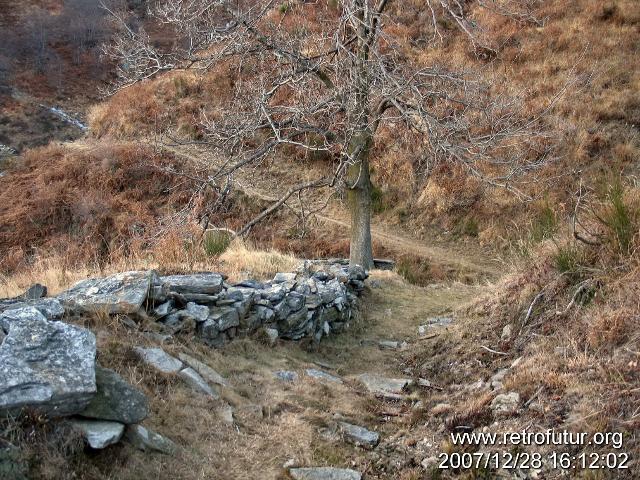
[346,131,374,270]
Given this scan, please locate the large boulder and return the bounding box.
[0,307,96,417]
[57,271,161,315]
[0,298,65,320]
[80,366,148,424]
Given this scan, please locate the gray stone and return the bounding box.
[263,327,279,346]
[280,308,308,332]
[357,373,411,400]
[184,302,210,323]
[23,284,47,300]
[255,305,275,322]
[1,298,65,321]
[378,340,400,350]
[305,369,343,384]
[0,307,96,417]
[262,285,286,303]
[134,347,183,374]
[161,273,224,295]
[153,300,173,318]
[218,403,234,424]
[210,306,239,330]
[80,366,148,424]
[180,293,219,303]
[273,272,297,283]
[491,392,520,417]
[58,271,161,315]
[0,440,28,480]
[339,421,379,449]
[125,424,177,455]
[199,319,221,341]
[286,292,305,311]
[177,353,229,387]
[178,368,219,398]
[273,300,292,320]
[274,370,298,382]
[234,279,264,289]
[289,467,361,480]
[71,419,125,449]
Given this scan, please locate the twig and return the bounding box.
[481,345,509,356]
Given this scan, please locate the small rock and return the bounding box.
[421,456,438,470]
[210,306,239,331]
[177,352,229,387]
[23,284,47,300]
[263,327,279,346]
[273,272,297,284]
[152,300,173,318]
[178,368,219,398]
[289,467,361,480]
[378,340,399,350]
[305,369,343,384]
[356,373,411,400]
[491,392,520,417]
[274,370,298,382]
[338,422,379,449]
[184,302,210,323]
[218,403,234,424]
[125,424,177,455]
[80,366,148,424]
[501,324,513,340]
[134,347,183,374]
[71,419,125,449]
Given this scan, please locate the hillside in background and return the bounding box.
[0,1,639,479]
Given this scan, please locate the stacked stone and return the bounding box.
[143,263,368,346]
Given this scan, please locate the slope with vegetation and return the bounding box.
[0,0,638,479]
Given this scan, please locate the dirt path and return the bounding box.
[157,143,501,280]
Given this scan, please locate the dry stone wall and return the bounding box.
[0,261,368,459]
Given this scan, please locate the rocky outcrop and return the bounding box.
[0,307,96,417]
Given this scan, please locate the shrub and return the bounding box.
[605,181,635,255]
[531,203,557,242]
[553,242,584,280]
[202,229,233,257]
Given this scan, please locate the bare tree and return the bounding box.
[103,0,551,269]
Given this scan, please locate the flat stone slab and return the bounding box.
[338,422,379,449]
[125,424,177,454]
[178,367,219,398]
[80,366,148,424]
[178,353,229,387]
[71,419,125,449]
[305,369,343,384]
[356,373,411,400]
[135,347,183,374]
[0,307,96,417]
[160,273,224,295]
[0,298,65,320]
[58,271,161,315]
[289,467,361,480]
[274,370,299,382]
